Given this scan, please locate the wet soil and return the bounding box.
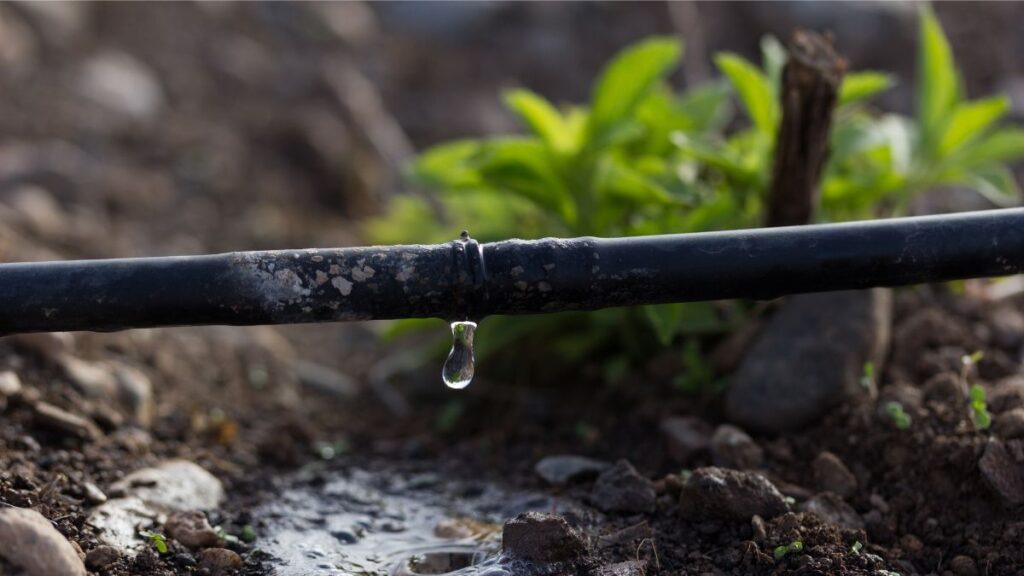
[0,3,1023,576]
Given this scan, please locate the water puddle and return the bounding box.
[256,467,571,576]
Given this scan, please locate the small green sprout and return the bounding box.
[215,527,241,545]
[773,540,804,560]
[885,401,912,430]
[860,362,875,391]
[962,350,985,366]
[969,384,992,430]
[139,530,168,554]
[851,540,863,554]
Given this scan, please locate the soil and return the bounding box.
[0,3,1023,576]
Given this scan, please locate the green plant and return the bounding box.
[139,530,168,554]
[240,524,257,543]
[962,350,991,430]
[860,361,875,392]
[851,540,863,555]
[885,401,912,430]
[773,540,804,560]
[367,7,1024,384]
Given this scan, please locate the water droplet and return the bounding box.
[443,321,476,389]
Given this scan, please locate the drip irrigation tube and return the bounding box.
[0,209,1022,334]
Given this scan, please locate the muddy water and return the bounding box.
[256,466,576,576]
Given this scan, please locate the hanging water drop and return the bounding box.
[443,321,477,389]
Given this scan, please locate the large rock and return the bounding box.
[979,439,1024,506]
[502,512,587,564]
[679,467,788,522]
[0,507,87,576]
[725,289,892,433]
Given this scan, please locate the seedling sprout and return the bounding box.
[885,401,912,430]
[773,540,804,560]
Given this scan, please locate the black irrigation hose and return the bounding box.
[0,209,1022,334]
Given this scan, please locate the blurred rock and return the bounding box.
[502,512,587,564]
[995,408,1024,439]
[84,545,120,571]
[76,51,164,121]
[0,6,37,74]
[799,492,864,530]
[709,424,763,470]
[0,371,22,396]
[679,467,788,522]
[535,455,609,486]
[979,439,1024,506]
[812,451,857,498]
[33,401,101,440]
[594,561,645,576]
[0,507,87,576]
[14,1,88,46]
[725,289,892,433]
[197,548,242,576]
[590,460,656,515]
[660,416,712,463]
[165,511,221,550]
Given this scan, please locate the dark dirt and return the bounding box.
[0,2,1023,576]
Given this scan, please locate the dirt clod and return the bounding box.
[660,416,712,463]
[679,466,788,522]
[590,460,656,514]
[165,511,221,550]
[85,545,121,571]
[535,455,609,486]
[709,424,764,470]
[502,512,587,564]
[197,548,242,576]
[978,439,1024,506]
[812,451,857,498]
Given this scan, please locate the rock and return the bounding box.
[111,362,155,426]
[590,460,656,515]
[660,416,712,462]
[165,511,221,549]
[197,548,243,576]
[7,332,75,358]
[0,6,37,73]
[85,545,121,571]
[33,401,101,440]
[725,289,892,433]
[812,452,857,498]
[110,460,225,511]
[502,512,586,564]
[990,376,1024,414]
[0,507,87,576]
[90,461,225,556]
[799,493,864,530]
[59,356,117,397]
[77,51,164,120]
[82,481,108,504]
[949,555,978,576]
[978,440,1024,506]
[57,357,154,426]
[534,455,609,486]
[995,408,1024,439]
[594,560,645,576]
[709,424,763,470]
[0,371,22,396]
[987,306,1024,350]
[679,467,788,522]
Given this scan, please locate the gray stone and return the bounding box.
[77,51,164,120]
[709,424,763,470]
[590,460,656,515]
[33,401,101,440]
[0,371,22,396]
[89,460,225,556]
[800,492,864,530]
[594,560,645,576]
[0,507,87,576]
[534,455,609,486]
[725,289,892,433]
[979,439,1024,506]
[679,467,788,522]
[812,452,857,498]
[949,555,978,576]
[502,512,586,564]
[660,416,712,463]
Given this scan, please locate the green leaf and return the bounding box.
[473,138,576,223]
[939,96,1010,155]
[504,89,577,153]
[594,156,675,205]
[644,303,684,346]
[839,72,895,106]
[965,164,1020,207]
[715,53,778,137]
[917,6,960,154]
[676,81,733,134]
[407,140,483,190]
[588,36,683,141]
[760,36,787,95]
[948,128,1024,169]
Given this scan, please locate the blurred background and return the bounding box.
[2,1,1022,264]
